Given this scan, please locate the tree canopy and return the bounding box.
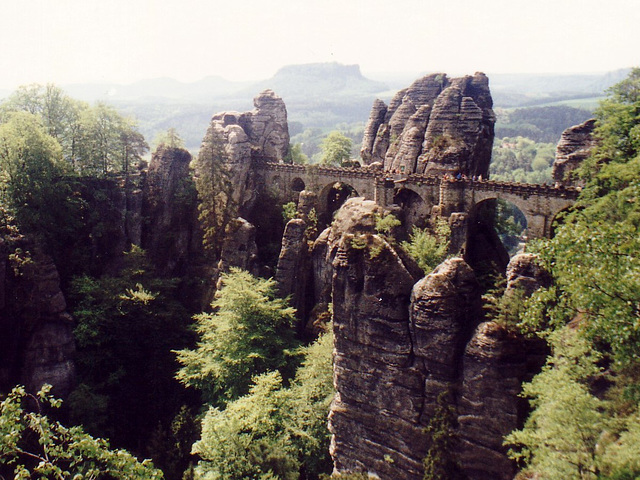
[0,83,148,175]
[319,131,353,167]
[506,68,640,479]
[0,384,163,479]
[175,268,300,405]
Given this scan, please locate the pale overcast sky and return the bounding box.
[0,0,638,89]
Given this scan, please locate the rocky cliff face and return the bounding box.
[360,73,495,177]
[553,118,597,187]
[325,199,548,479]
[207,89,290,164]
[0,238,75,397]
[143,146,200,276]
[201,89,290,219]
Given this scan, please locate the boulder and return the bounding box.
[553,118,597,187]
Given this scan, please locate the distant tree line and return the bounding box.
[495,105,593,143]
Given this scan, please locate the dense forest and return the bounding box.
[1,68,640,480]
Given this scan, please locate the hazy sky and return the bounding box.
[0,0,638,89]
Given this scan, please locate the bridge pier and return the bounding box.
[524,214,551,240]
[374,178,395,207]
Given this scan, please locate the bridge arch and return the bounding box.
[463,186,571,239]
[464,198,527,282]
[549,205,576,237]
[291,177,306,193]
[393,187,428,230]
[317,181,359,227]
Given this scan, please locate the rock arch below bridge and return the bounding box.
[393,187,428,231]
[317,182,359,228]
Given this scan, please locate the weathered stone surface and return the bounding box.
[419,74,495,177]
[275,218,309,311]
[361,73,494,177]
[244,89,290,161]
[360,99,388,165]
[553,118,597,187]
[388,104,432,174]
[208,89,289,164]
[410,258,482,416]
[217,217,259,276]
[506,252,552,296]
[457,321,528,480]
[143,146,199,275]
[384,97,418,170]
[203,90,290,217]
[327,234,558,479]
[457,253,550,480]
[0,244,75,397]
[329,198,424,479]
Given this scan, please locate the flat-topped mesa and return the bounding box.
[360,73,495,177]
[206,89,290,164]
[553,118,597,187]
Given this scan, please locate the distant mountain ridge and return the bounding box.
[0,63,631,151]
[245,62,389,100]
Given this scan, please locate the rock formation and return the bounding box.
[206,89,290,164]
[457,253,549,480]
[326,198,424,478]
[553,118,597,187]
[0,239,75,397]
[200,89,290,219]
[360,73,495,177]
[217,217,259,277]
[142,146,200,276]
[325,198,550,479]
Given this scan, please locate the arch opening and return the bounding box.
[465,198,528,285]
[317,182,359,228]
[393,188,427,230]
[291,177,305,193]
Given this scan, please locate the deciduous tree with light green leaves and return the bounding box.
[0,111,72,236]
[0,384,163,479]
[506,68,640,480]
[191,330,334,480]
[400,219,451,274]
[319,131,353,167]
[175,268,300,405]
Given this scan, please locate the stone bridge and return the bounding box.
[256,162,579,239]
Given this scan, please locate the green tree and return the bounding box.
[175,268,300,405]
[0,83,86,160]
[423,391,464,480]
[191,330,334,480]
[194,126,236,255]
[0,384,163,479]
[0,112,74,237]
[286,143,309,164]
[154,127,185,150]
[505,328,605,480]
[507,68,640,480]
[68,247,194,463]
[401,219,451,274]
[319,131,353,167]
[76,103,148,175]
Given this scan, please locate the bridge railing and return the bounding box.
[259,162,380,179]
[440,177,581,199]
[256,162,581,200]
